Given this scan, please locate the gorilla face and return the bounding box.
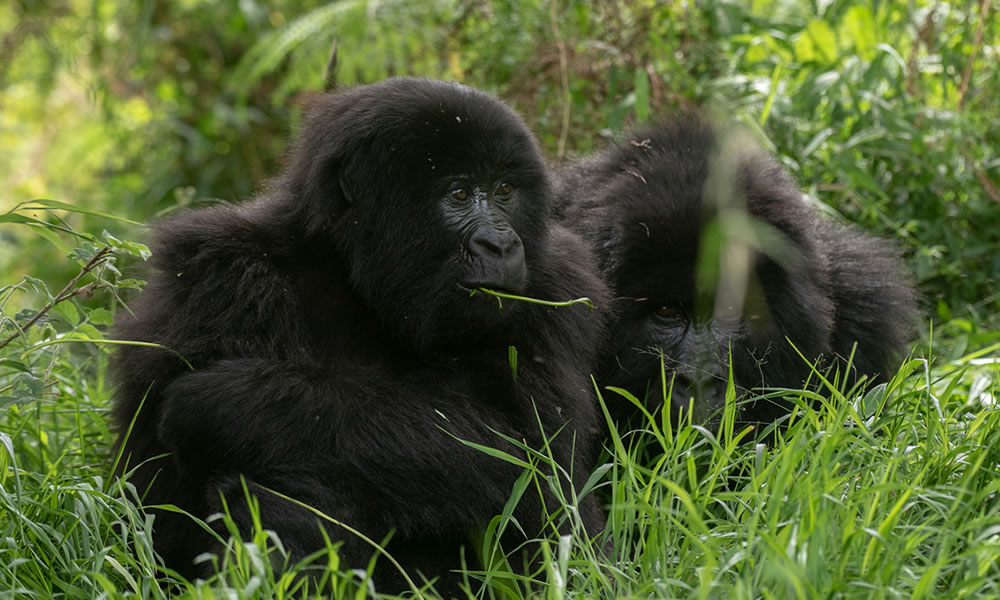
[602,200,831,426]
[286,78,552,350]
[439,179,527,295]
[608,238,832,426]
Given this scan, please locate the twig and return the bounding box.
[958,0,992,108]
[956,0,998,202]
[0,247,114,351]
[974,167,1000,204]
[905,10,936,97]
[472,287,595,310]
[549,0,572,159]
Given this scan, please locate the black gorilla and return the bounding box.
[112,78,610,593]
[556,115,917,429]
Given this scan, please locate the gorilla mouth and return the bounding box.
[458,267,527,296]
[460,257,528,297]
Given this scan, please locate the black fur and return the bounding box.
[555,115,918,429]
[112,78,609,593]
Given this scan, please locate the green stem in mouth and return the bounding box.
[469,287,595,310]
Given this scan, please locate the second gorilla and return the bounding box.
[556,115,918,431]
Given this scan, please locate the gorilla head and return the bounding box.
[278,79,551,351]
[557,116,917,428]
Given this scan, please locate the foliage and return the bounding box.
[595,353,1000,598]
[2,0,999,597]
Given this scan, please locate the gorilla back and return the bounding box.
[112,78,609,592]
[556,115,917,430]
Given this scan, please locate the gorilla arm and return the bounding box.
[157,358,549,535]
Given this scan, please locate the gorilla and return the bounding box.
[555,115,918,431]
[112,78,610,594]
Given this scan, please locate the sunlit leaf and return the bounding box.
[795,20,838,64]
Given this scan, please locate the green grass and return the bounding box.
[2,1,998,596]
[601,355,1000,599]
[3,333,999,598]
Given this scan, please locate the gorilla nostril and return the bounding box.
[469,229,522,259]
[469,235,501,258]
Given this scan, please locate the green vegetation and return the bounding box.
[2,0,998,597]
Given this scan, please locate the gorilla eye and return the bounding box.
[496,182,513,196]
[653,306,682,320]
[451,189,469,201]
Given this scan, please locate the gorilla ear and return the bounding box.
[289,104,370,234]
[297,154,353,235]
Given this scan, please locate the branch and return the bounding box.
[974,166,1000,204]
[549,0,572,159]
[958,0,992,109]
[0,247,114,351]
[905,10,936,97]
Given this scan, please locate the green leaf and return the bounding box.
[13,373,44,400]
[508,345,518,381]
[438,425,533,470]
[116,278,147,291]
[52,301,80,325]
[836,162,890,201]
[633,67,650,122]
[8,199,145,226]
[795,20,838,64]
[68,243,103,264]
[0,360,32,374]
[86,308,114,326]
[73,323,104,339]
[759,61,784,127]
[103,231,152,261]
[841,5,877,57]
[0,210,95,241]
[14,308,45,326]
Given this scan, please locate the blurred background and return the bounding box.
[2,0,998,332]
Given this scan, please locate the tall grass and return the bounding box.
[3,331,999,597]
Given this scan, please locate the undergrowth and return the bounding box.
[3,330,999,598]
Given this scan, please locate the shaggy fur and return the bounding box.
[556,115,918,429]
[112,78,609,594]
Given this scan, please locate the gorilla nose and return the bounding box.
[669,368,726,423]
[465,227,527,293]
[468,228,524,261]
